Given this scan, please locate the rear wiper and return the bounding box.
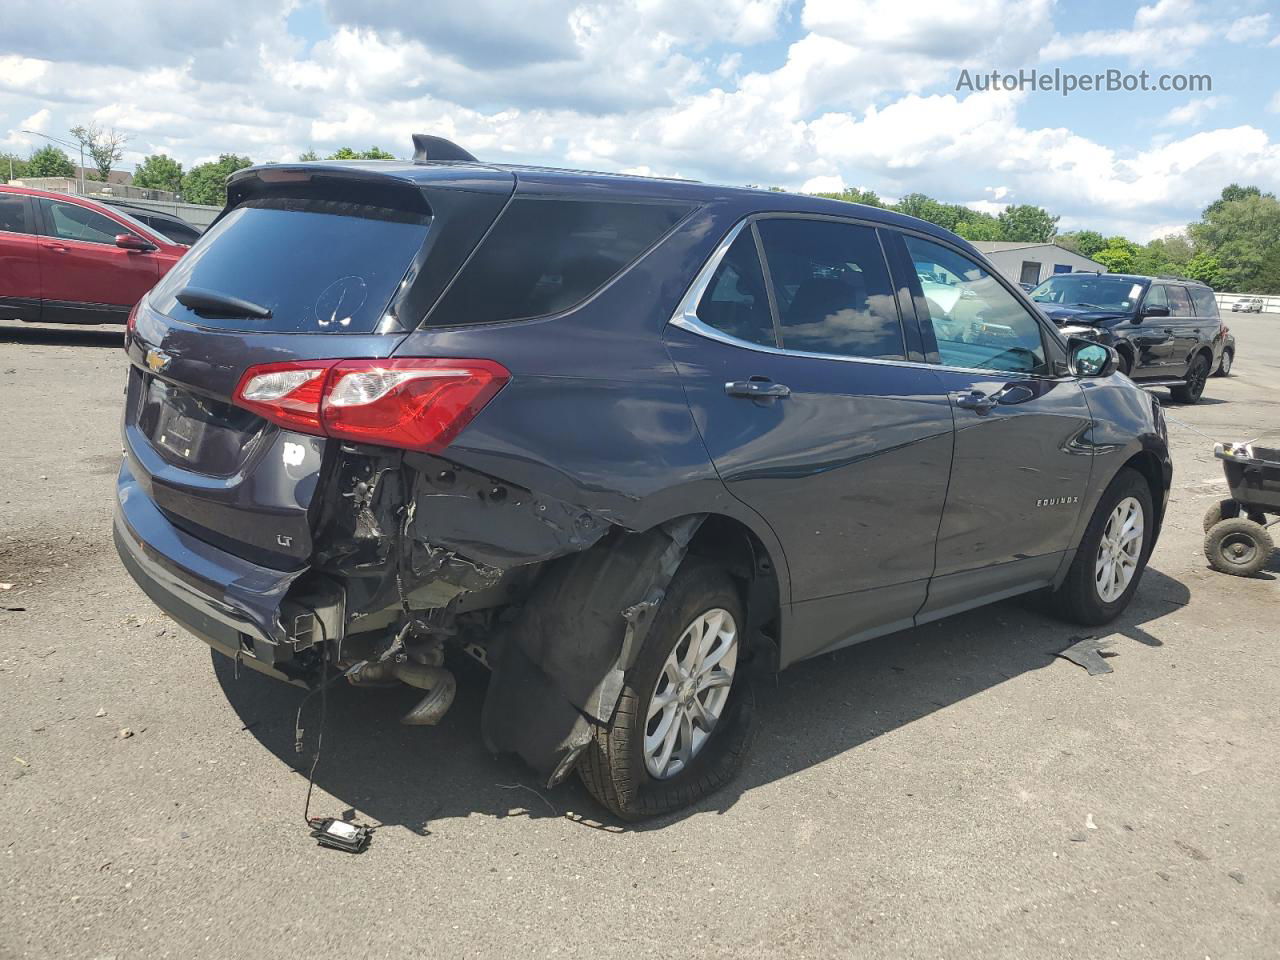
[175,286,272,319]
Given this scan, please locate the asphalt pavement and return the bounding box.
[1,314,1277,959]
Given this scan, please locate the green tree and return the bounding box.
[326,146,396,160]
[298,149,320,161]
[133,154,184,194]
[181,154,252,206]
[997,204,1059,243]
[811,187,884,207]
[0,153,28,182]
[1094,246,1136,274]
[1188,186,1280,292]
[1203,183,1267,218]
[26,145,75,178]
[1057,230,1106,258]
[1184,253,1224,289]
[954,217,1003,241]
[893,193,963,231]
[70,123,130,182]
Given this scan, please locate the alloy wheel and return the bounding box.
[1187,358,1208,398]
[1221,351,1232,375]
[1095,496,1144,602]
[643,608,739,780]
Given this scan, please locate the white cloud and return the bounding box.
[1160,96,1225,126]
[1,0,1277,240]
[1040,0,1214,64]
[1225,13,1271,43]
[800,174,845,193]
[804,0,1053,60]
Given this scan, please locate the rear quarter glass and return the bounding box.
[148,199,430,333]
[424,196,695,327]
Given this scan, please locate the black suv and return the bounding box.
[115,136,1172,819]
[1030,273,1225,403]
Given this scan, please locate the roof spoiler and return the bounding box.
[412,134,477,164]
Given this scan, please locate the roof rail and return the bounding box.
[411,134,477,164]
[1156,274,1189,281]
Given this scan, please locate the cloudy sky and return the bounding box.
[2,0,1278,238]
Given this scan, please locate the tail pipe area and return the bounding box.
[348,659,457,726]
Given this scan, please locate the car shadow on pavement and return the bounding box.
[214,566,1191,837]
[0,322,124,348]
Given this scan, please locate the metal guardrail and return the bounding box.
[8,177,222,228]
[13,176,178,202]
[1215,293,1280,313]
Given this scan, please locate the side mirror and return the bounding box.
[115,233,156,252]
[1069,337,1117,378]
[1141,304,1169,319]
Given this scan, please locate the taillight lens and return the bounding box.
[232,358,509,453]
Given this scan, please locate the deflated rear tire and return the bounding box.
[1048,467,1154,626]
[578,558,752,820]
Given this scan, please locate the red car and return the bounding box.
[0,185,187,325]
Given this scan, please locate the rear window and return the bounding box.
[1189,285,1218,318]
[424,196,694,327]
[149,199,430,333]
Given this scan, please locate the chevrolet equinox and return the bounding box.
[115,135,1173,819]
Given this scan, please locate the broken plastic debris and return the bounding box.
[1056,636,1114,675]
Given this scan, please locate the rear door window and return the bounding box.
[0,194,33,234]
[757,218,904,360]
[695,229,777,347]
[425,196,693,327]
[1188,286,1218,318]
[148,199,431,333]
[1166,285,1193,316]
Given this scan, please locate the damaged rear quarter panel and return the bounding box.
[387,199,793,604]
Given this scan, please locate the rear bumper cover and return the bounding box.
[113,460,310,686]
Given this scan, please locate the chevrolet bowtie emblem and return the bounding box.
[145,348,172,374]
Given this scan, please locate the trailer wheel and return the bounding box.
[1202,499,1241,533]
[1204,518,1273,577]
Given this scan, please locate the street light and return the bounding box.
[21,129,85,194]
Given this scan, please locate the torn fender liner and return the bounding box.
[482,516,704,783]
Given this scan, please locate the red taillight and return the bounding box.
[232,358,509,453]
[126,302,139,341]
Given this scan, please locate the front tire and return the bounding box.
[1171,353,1210,403]
[1049,468,1154,625]
[578,558,752,820]
[1214,349,1233,377]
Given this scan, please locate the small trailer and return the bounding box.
[1202,442,1280,577]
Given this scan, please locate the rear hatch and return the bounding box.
[122,162,514,569]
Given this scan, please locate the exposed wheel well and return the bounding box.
[685,514,782,670]
[1114,340,1135,370]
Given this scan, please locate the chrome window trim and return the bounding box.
[669,214,1060,383]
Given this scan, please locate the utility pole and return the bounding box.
[21,129,86,193]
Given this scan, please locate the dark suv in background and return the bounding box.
[1030,273,1225,403]
[115,136,1172,819]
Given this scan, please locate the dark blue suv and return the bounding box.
[115,136,1171,819]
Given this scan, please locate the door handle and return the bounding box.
[952,389,998,413]
[1163,328,1174,333]
[40,241,67,252]
[725,379,790,399]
